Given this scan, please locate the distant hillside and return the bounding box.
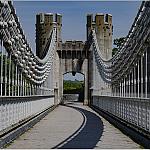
[63,80,84,94]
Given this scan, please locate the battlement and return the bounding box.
[87,13,112,29]
[86,13,113,37]
[61,41,84,51]
[36,13,62,25]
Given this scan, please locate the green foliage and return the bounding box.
[112,47,118,56]
[63,80,84,94]
[114,37,125,49]
[112,37,125,56]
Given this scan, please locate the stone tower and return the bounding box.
[55,14,62,48]
[87,13,113,60]
[36,13,53,59]
[87,13,113,98]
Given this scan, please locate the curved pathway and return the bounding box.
[7,102,140,149]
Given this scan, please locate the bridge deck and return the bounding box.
[7,102,140,149]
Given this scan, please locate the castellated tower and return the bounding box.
[36,13,53,59]
[87,13,113,60]
[87,13,112,96]
[36,13,62,59]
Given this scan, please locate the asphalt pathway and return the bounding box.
[7,102,140,149]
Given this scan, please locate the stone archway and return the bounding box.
[57,41,89,105]
[63,72,85,102]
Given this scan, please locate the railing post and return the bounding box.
[141,55,143,98]
[20,72,23,96]
[18,68,20,96]
[121,80,123,97]
[123,77,125,97]
[15,65,17,96]
[145,50,148,98]
[120,82,121,97]
[127,75,129,97]
[12,61,14,96]
[134,67,136,97]
[54,88,58,105]
[24,78,26,96]
[8,54,11,96]
[4,47,7,96]
[131,69,134,97]
[138,60,140,98]
[0,39,2,96]
[23,76,24,96]
[129,74,131,97]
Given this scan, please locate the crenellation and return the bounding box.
[55,13,62,26]
[87,14,93,26]
[61,41,84,51]
[105,14,112,25]
[95,13,104,27]
[86,14,93,39]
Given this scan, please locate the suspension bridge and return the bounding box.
[0,1,150,148]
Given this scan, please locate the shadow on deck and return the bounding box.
[52,102,104,149]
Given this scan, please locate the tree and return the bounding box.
[63,80,84,94]
[112,47,118,56]
[112,37,125,56]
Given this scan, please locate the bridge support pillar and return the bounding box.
[83,59,89,106]
[54,88,59,105]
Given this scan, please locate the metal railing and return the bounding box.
[92,95,150,134]
[0,1,56,134]
[0,95,54,135]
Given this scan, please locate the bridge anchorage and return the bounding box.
[0,0,150,148]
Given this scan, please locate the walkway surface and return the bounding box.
[7,102,140,149]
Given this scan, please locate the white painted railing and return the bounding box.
[92,96,150,134]
[0,96,54,134]
[63,94,79,102]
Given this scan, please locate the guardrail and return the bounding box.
[0,95,54,135]
[62,94,79,102]
[92,95,150,136]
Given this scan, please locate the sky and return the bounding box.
[13,1,141,81]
